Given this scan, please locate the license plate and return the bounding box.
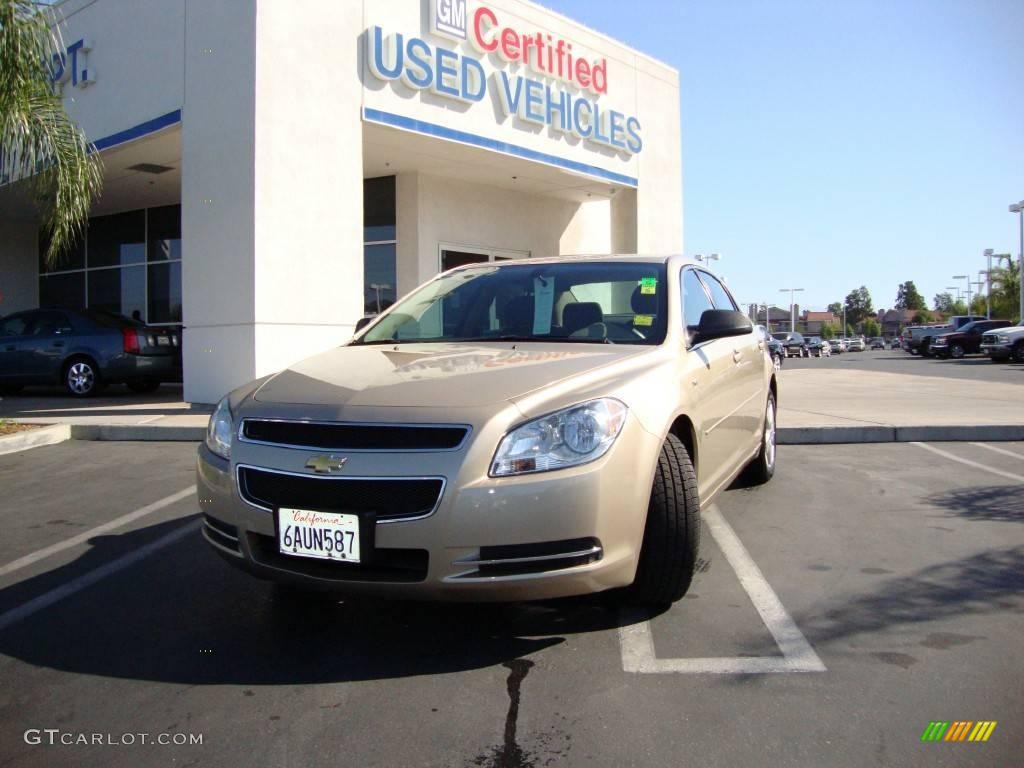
[277,508,360,563]
[157,336,170,346]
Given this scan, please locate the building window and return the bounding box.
[364,176,396,315]
[38,204,183,325]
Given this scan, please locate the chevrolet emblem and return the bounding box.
[305,454,348,474]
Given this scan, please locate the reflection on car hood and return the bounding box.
[253,343,646,407]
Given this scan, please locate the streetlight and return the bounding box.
[779,287,804,332]
[952,274,972,314]
[982,249,994,319]
[945,286,963,304]
[695,253,721,264]
[369,282,392,314]
[1010,201,1024,323]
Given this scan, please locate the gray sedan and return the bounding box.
[0,308,181,397]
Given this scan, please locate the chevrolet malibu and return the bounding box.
[197,256,777,604]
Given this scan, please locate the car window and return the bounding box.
[698,271,738,311]
[682,269,714,329]
[356,261,669,345]
[0,315,30,336]
[28,311,72,336]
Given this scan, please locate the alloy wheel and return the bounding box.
[67,362,96,395]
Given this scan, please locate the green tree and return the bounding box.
[1,0,102,267]
[911,310,931,324]
[819,323,835,340]
[895,281,926,311]
[861,318,881,338]
[988,261,1021,322]
[843,286,873,327]
[933,292,956,314]
[827,302,842,316]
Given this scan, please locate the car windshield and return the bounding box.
[353,261,669,346]
[771,333,789,340]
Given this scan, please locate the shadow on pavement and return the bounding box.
[926,485,1024,523]
[0,517,661,686]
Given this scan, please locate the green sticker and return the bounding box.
[640,277,658,295]
[634,314,654,327]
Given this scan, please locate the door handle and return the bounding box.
[733,349,743,363]
[757,340,765,351]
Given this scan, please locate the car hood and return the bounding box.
[252,343,648,407]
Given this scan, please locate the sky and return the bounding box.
[543,0,1024,313]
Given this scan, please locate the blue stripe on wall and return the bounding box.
[92,109,182,152]
[362,107,639,188]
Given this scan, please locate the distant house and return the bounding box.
[802,311,838,334]
[879,308,940,337]
[748,305,792,332]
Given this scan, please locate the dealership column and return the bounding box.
[182,0,363,403]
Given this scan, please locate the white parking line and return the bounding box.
[0,486,196,579]
[912,443,1024,483]
[0,521,199,632]
[970,442,1024,462]
[619,504,826,674]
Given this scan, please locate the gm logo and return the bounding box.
[430,0,467,40]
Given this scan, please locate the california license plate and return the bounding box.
[156,335,170,345]
[277,508,360,563]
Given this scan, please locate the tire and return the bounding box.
[63,357,101,397]
[126,379,161,394]
[746,392,777,485]
[1013,341,1024,364]
[949,344,965,359]
[628,433,700,605]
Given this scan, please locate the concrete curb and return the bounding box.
[0,424,72,456]
[777,424,1024,445]
[69,424,205,442]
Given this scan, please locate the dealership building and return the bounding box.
[0,0,683,403]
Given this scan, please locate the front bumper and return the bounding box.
[196,417,660,601]
[980,342,1011,359]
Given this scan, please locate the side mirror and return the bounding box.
[354,316,373,333]
[692,309,753,345]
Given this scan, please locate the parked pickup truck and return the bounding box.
[930,320,1013,359]
[905,315,986,356]
[980,325,1024,363]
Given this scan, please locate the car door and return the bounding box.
[0,313,32,383]
[698,270,765,464]
[681,267,740,497]
[20,310,74,381]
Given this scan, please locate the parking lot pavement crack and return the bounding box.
[471,658,537,768]
[782,408,893,427]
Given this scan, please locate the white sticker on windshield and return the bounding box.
[533,276,554,335]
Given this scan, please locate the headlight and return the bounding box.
[205,395,233,460]
[490,398,627,477]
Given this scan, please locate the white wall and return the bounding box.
[52,0,185,142]
[182,0,365,403]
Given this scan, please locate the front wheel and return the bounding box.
[628,434,700,605]
[949,344,965,359]
[1013,342,1024,364]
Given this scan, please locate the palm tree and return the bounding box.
[1,0,102,269]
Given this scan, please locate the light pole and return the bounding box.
[952,274,972,315]
[945,286,963,308]
[982,249,994,319]
[695,253,721,265]
[369,283,392,314]
[1010,201,1024,323]
[779,287,804,332]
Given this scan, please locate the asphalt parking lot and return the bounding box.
[1,440,1022,767]
[787,347,1024,384]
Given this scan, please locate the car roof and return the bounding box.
[450,254,697,269]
